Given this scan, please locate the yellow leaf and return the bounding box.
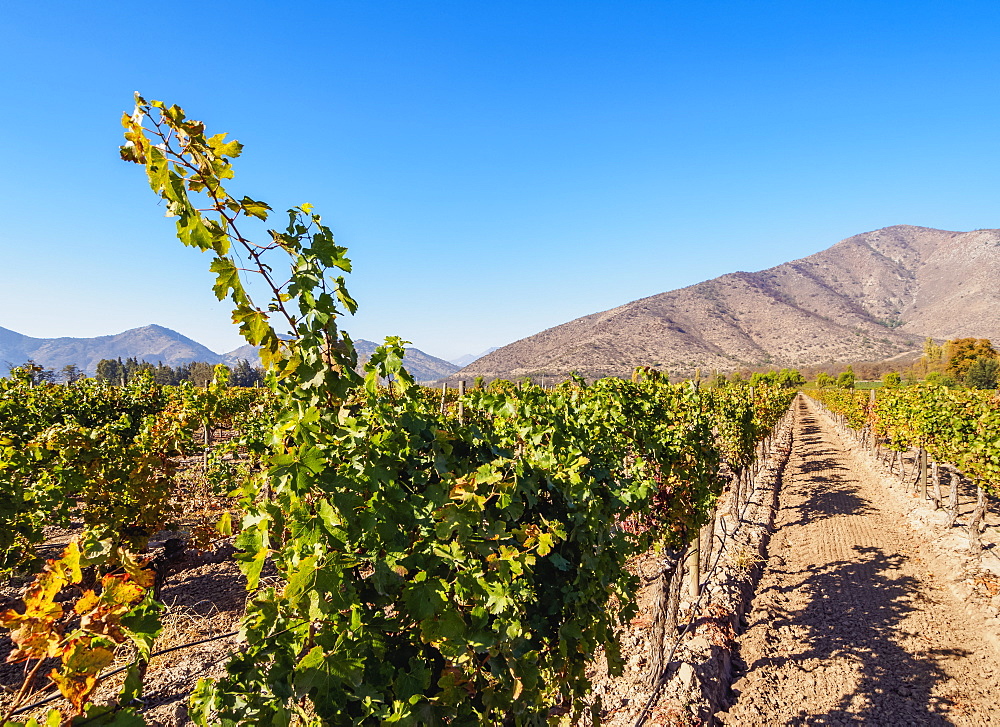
[62,639,115,672]
[130,567,156,590]
[48,639,115,709]
[118,551,155,588]
[99,574,145,606]
[74,591,100,615]
[49,669,98,711]
[217,511,233,536]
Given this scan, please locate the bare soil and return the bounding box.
[720,396,1000,726]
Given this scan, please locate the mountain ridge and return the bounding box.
[448,225,1000,381]
[449,347,500,367]
[0,325,460,383]
[11,225,996,385]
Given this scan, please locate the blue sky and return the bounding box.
[3,1,1000,361]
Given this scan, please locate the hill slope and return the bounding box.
[1,325,459,382]
[223,339,459,383]
[449,347,500,367]
[453,225,1000,381]
[0,325,222,374]
[353,340,460,382]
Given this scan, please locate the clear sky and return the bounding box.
[3,1,1000,361]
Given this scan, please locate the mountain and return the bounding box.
[220,343,261,367]
[449,347,500,367]
[451,225,1000,382]
[12,225,996,383]
[223,339,459,383]
[0,324,222,374]
[222,338,459,383]
[1,325,459,383]
[354,340,460,382]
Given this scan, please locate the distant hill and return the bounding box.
[449,347,500,367]
[219,343,262,367]
[354,340,460,382]
[222,339,460,383]
[0,324,221,374]
[1,325,459,383]
[450,225,1000,382]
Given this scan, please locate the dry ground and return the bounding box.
[720,396,1000,726]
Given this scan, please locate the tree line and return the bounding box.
[808,337,999,390]
[7,357,264,387]
[914,337,999,389]
[700,367,807,389]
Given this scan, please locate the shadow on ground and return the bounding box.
[749,545,962,725]
[734,409,964,725]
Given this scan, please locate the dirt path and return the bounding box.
[720,396,1000,726]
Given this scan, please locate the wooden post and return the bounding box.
[686,532,700,599]
[458,380,466,425]
[868,388,876,450]
[947,466,960,528]
[932,460,942,509]
[203,423,211,471]
[969,486,988,555]
[700,516,715,577]
[732,468,743,517]
[919,448,928,499]
[439,383,447,416]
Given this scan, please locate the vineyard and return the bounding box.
[0,97,796,726]
[807,384,1000,553]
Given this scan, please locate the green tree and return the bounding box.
[151,362,178,386]
[816,371,834,388]
[913,337,945,378]
[749,371,784,387]
[59,364,85,383]
[965,356,999,390]
[925,371,956,386]
[8,361,55,385]
[882,371,901,388]
[172,362,192,382]
[188,361,218,387]
[123,356,141,381]
[230,358,262,387]
[95,358,123,383]
[776,368,806,388]
[836,366,855,389]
